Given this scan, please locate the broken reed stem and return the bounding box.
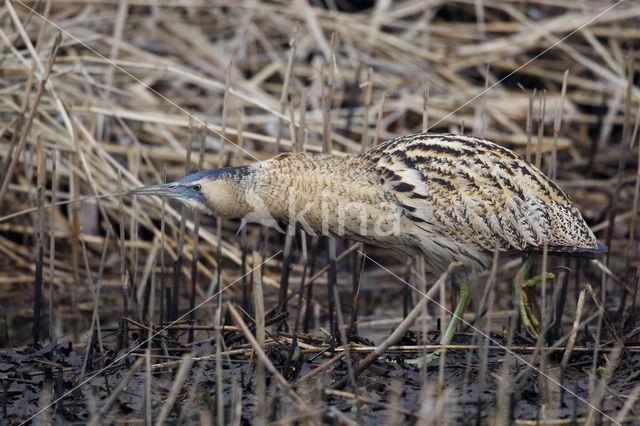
[423,85,429,132]
[278,98,298,313]
[333,262,448,389]
[131,177,140,316]
[78,232,103,380]
[173,129,193,322]
[0,63,34,184]
[303,236,319,334]
[275,34,296,154]
[278,225,295,313]
[480,62,490,139]
[153,354,193,425]
[98,358,144,417]
[295,352,344,385]
[585,344,622,426]
[438,255,446,392]
[374,92,386,147]
[215,304,224,426]
[69,152,80,339]
[322,76,332,154]
[288,99,297,151]
[615,383,640,424]
[0,34,61,210]
[145,264,156,426]
[215,60,233,426]
[551,70,569,181]
[361,68,373,152]
[540,243,549,334]
[188,124,205,344]
[535,91,546,170]
[606,50,635,265]
[118,171,128,350]
[525,87,536,163]
[332,286,360,418]
[297,89,308,153]
[160,166,167,326]
[561,288,586,371]
[348,251,365,338]
[627,106,640,264]
[327,238,338,342]
[228,302,301,403]
[252,252,266,422]
[234,108,244,165]
[48,150,57,341]
[474,265,497,416]
[33,137,45,345]
[293,231,309,334]
[494,272,519,425]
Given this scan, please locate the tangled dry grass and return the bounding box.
[1,0,639,424]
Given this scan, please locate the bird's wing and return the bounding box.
[365,133,599,254]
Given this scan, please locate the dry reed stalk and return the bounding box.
[535,91,546,170]
[551,70,569,181]
[117,171,128,350]
[438,250,446,392]
[333,263,450,389]
[188,126,206,343]
[561,288,586,371]
[585,344,622,426]
[361,68,373,152]
[0,34,60,209]
[160,167,167,326]
[252,251,266,423]
[145,265,155,426]
[227,303,302,403]
[33,137,45,345]
[274,35,296,154]
[525,86,536,163]
[172,129,193,323]
[474,251,499,419]
[278,96,297,313]
[48,149,57,340]
[153,353,193,425]
[214,304,224,426]
[627,106,640,264]
[374,92,386,147]
[423,85,429,132]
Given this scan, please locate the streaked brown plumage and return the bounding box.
[133,132,605,273]
[132,132,606,346]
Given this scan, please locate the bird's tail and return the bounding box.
[545,240,607,259]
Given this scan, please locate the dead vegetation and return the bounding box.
[0,0,639,424]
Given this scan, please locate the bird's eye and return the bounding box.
[193,184,201,192]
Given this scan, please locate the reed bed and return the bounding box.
[1,0,639,423]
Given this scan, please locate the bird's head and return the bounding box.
[130,167,250,218]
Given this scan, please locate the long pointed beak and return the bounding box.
[129,183,184,198]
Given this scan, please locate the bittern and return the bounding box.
[132,133,606,362]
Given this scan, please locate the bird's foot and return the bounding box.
[520,271,555,338]
[513,255,555,338]
[404,351,440,368]
[519,287,539,338]
[522,272,555,288]
[406,263,471,369]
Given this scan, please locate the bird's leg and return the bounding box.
[407,265,471,367]
[512,254,555,338]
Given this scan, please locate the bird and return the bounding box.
[131,132,606,362]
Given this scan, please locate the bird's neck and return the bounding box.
[233,153,399,239]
